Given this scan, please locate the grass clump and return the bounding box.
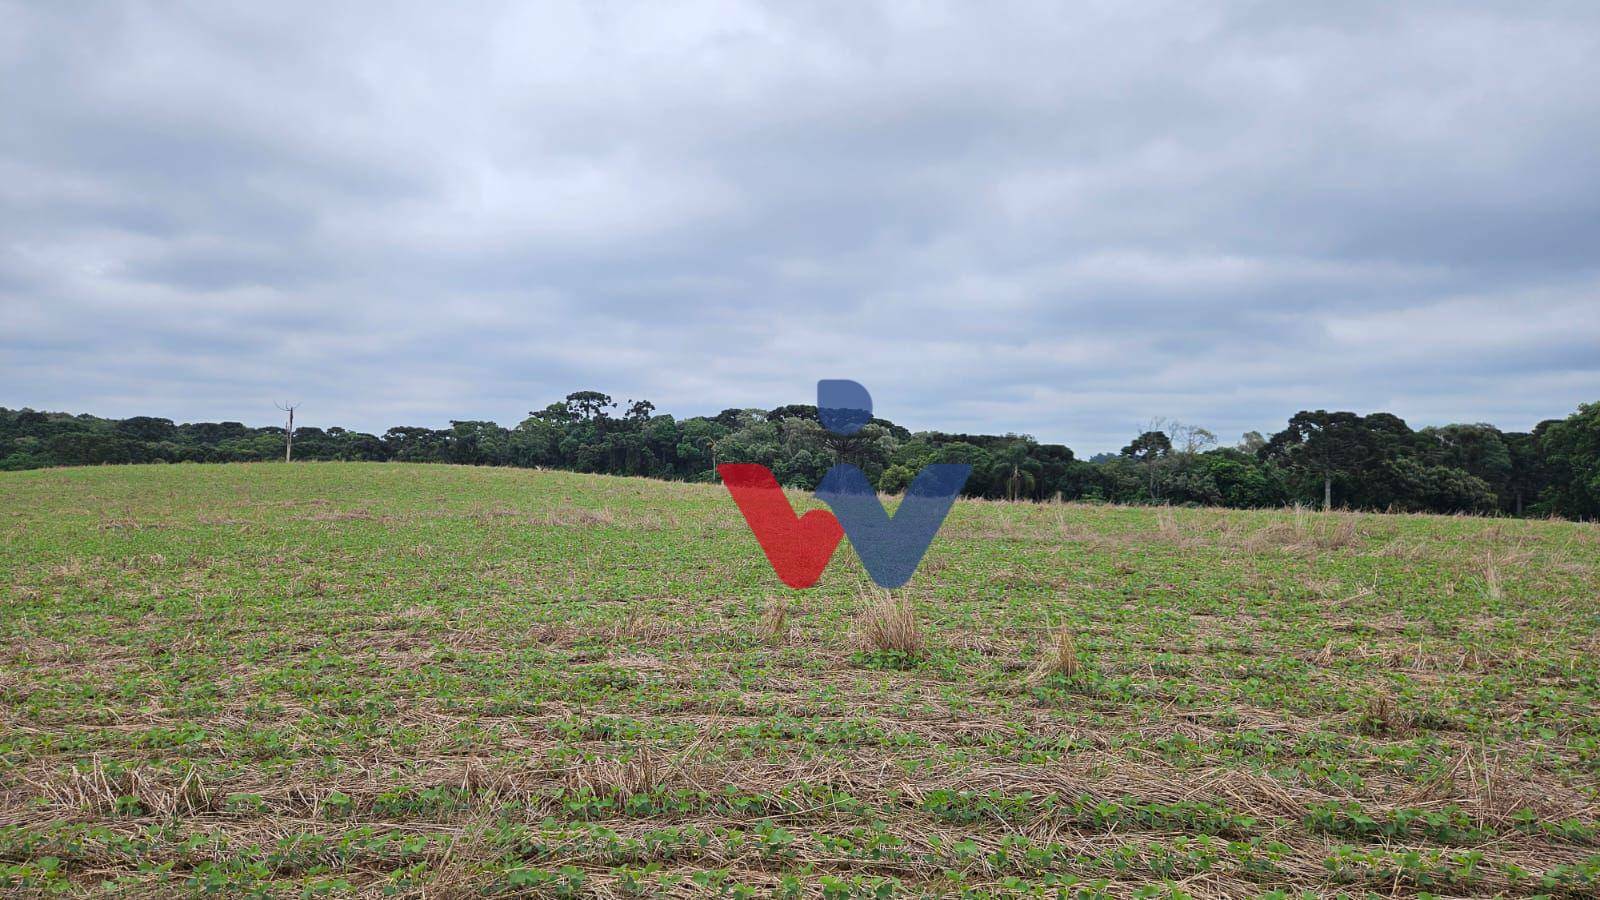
[1031,624,1080,682]
[853,592,923,658]
[757,597,789,646]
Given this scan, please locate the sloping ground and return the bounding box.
[1,462,1597,898]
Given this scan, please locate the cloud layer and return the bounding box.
[3,1,1598,451]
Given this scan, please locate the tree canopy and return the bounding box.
[4,391,1597,519]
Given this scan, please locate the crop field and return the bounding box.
[2,462,1599,898]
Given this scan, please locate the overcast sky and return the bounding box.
[3,1,1598,452]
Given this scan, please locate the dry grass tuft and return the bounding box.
[1247,507,1360,552]
[1291,502,1310,533]
[1031,625,1080,681]
[1322,516,1358,549]
[39,758,212,818]
[564,748,668,797]
[1483,554,1504,601]
[757,597,789,646]
[1313,639,1336,666]
[854,592,924,656]
[612,608,673,644]
[539,504,617,527]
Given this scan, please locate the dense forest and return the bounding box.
[3,393,1598,519]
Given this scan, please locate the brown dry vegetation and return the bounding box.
[1,463,1597,897]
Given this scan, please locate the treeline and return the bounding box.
[3,392,1597,519]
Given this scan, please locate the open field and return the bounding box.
[2,462,1598,898]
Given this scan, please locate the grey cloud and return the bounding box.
[2,0,1598,453]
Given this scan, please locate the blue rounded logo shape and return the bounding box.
[815,462,971,588]
[818,379,873,436]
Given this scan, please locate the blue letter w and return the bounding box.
[815,463,970,588]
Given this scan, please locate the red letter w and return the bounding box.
[718,464,843,588]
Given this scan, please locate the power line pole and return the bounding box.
[275,402,298,462]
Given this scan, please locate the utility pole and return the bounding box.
[275,402,298,462]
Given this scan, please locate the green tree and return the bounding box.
[1120,430,1174,501]
[1261,411,1371,510]
[564,391,616,423]
[1421,423,1511,502]
[1121,430,1171,461]
[446,420,510,466]
[675,418,726,481]
[1502,430,1546,516]
[1189,450,1285,507]
[1384,457,1497,513]
[1534,402,1600,518]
